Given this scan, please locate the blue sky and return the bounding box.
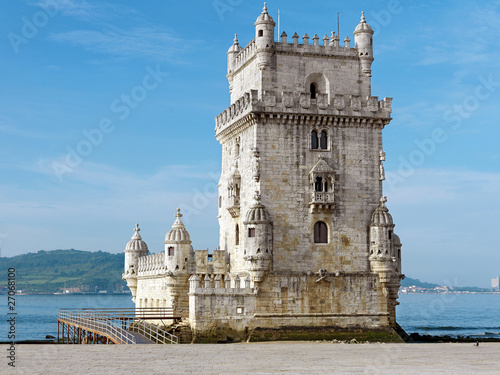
[1,0,499,287]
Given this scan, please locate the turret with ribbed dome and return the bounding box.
[122,223,149,302]
[255,2,275,70]
[164,208,192,273]
[353,11,374,77]
[243,193,273,282]
[369,197,403,325]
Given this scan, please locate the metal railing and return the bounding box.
[58,309,136,344]
[58,308,181,344]
[129,319,179,344]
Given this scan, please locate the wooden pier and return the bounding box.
[57,308,182,344]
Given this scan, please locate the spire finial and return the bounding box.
[175,207,182,218]
[380,196,387,205]
[234,34,239,45]
[131,223,142,240]
[360,11,366,23]
[263,2,268,13]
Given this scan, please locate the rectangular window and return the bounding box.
[236,307,244,314]
[168,247,175,256]
[248,228,256,237]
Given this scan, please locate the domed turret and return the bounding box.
[227,34,242,91]
[164,208,192,273]
[353,12,374,77]
[165,208,191,244]
[125,223,149,252]
[243,193,273,282]
[123,223,149,302]
[245,200,270,223]
[254,3,275,70]
[370,196,393,226]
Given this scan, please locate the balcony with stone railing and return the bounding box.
[309,191,334,214]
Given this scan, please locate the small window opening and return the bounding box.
[235,184,240,197]
[320,130,328,149]
[257,248,261,253]
[315,177,323,192]
[398,249,401,258]
[388,230,392,240]
[258,30,264,37]
[235,224,239,245]
[324,178,328,192]
[314,222,328,244]
[311,130,318,149]
[168,247,175,256]
[310,83,317,99]
[248,228,256,237]
[175,265,179,270]
[219,196,222,208]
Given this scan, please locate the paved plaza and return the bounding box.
[2,342,499,374]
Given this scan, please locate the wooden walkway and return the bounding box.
[57,308,181,344]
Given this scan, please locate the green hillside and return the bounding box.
[0,249,127,294]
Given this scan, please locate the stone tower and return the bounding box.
[214,3,403,333]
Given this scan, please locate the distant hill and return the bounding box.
[0,249,127,294]
[400,277,440,289]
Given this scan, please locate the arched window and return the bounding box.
[311,130,318,149]
[314,222,328,243]
[315,177,323,192]
[324,178,328,192]
[235,224,239,245]
[310,83,317,99]
[320,130,328,149]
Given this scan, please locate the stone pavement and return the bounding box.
[2,342,499,375]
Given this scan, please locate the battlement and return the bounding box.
[137,253,165,276]
[215,90,392,135]
[189,274,256,293]
[231,31,357,75]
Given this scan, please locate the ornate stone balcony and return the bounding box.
[227,196,240,218]
[309,192,334,214]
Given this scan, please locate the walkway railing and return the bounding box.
[130,319,179,344]
[57,308,181,344]
[58,309,136,344]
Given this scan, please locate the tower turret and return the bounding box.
[122,223,149,302]
[353,11,374,77]
[243,193,273,283]
[164,208,192,274]
[369,197,402,325]
[227,34,241,94]
[254,2,275,70]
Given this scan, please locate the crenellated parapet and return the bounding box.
[215,90,392,137]
[189,274,255,293]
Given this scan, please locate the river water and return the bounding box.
[1,293,499,341]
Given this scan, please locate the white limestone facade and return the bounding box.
[123,4,404,342]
